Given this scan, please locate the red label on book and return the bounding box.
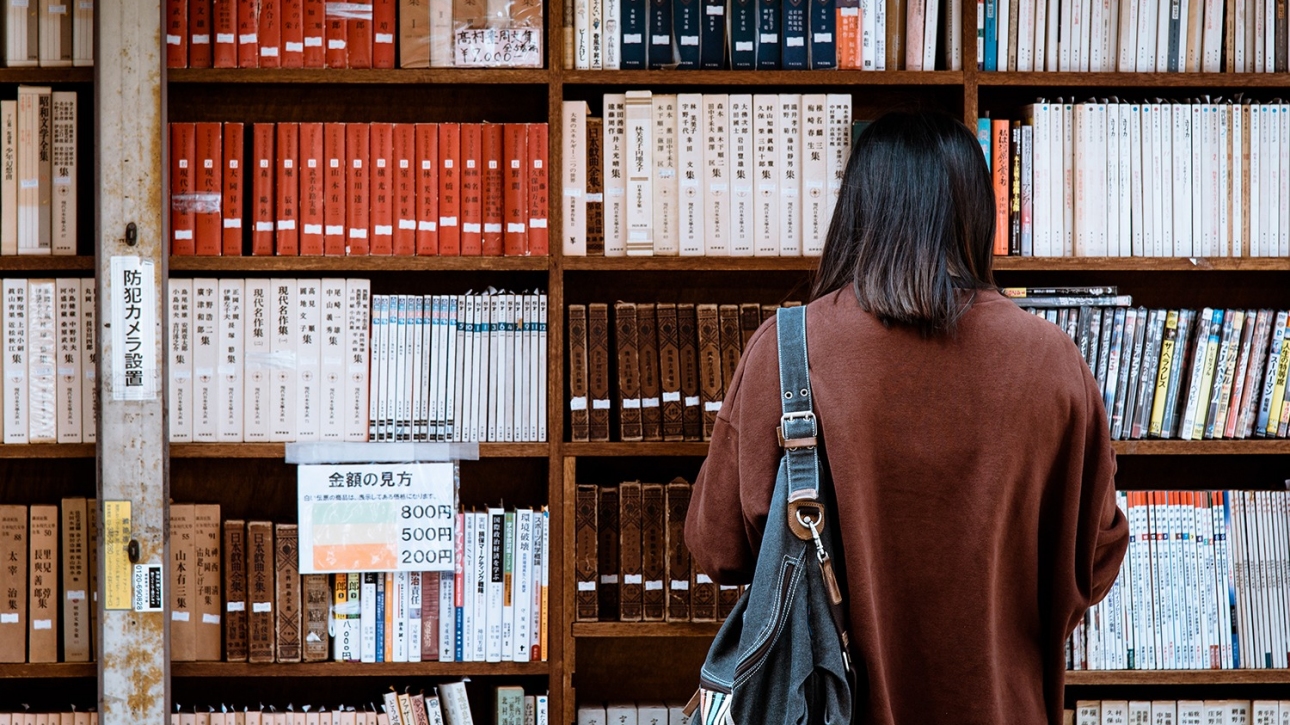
[346,123,371,255]
[415,123,439,255]
[299,122,325,256]
[222,122,245,255]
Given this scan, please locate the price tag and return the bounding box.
[453,27,542,68]
[297,462,457,574]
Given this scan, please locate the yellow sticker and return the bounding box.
[103,500,132,610]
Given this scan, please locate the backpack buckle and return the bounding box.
[778,411,817,450]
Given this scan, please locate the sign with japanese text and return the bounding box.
[297,462,456,574]
[454,28,542,68]
[109,256,158,400]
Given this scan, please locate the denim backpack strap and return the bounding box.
[776,306,824,542]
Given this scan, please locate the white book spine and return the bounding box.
[6,0,36,66]
[462,509,477,661]
[407,571,422,661]
[269,278,298,441]
[562,101,589,256]
[447,296,462,440]
[1129,104,1145,256]
[1248,105,1261,257]
[1,101,16,256]
[1072,105,1089,255]
[801,95,829,257]
[603,0,621,68]
[676,94,704,257]
[1116,104,1132,257]
[1017,0,1035,69]
[603,94,628,257]
[243,278,271,441]
[1135,0,1155,69]
[16,87,47,255]
[513,508,533,662]
[191,278,219,442]
[1104,103,1119,257]
[1117,0,1136,69]
[537,295,547,442]
[168,279,194,443]
[25,279,53,442]
[1179,103,1197,258]
[50,92,74,255]
[625,91,655,256]
[589,0,603,69]
[392,571,407,662]
[487,294,502,441]
[652,95,679,256]
[777,94,802,257]
[344,278,371,441]
[502,294,516,442]
[429,0,452,65]
[319,279,346,440]
[752,94,779,256]
[873,0,887,69]
[1159,104,1176,257]
[359,573,377,663]
[1265,0,1276,73]
[53,277,79,442]
[860,0,875,69]
[1228,105,1241,257]
[1149,104,1166,257]
[824,94,851,246]
[996,0,1010,69]
[1280,105,1289,257]
[408,296,424,441]
[217,278,244,442]
[1260,105,1274,258]
[1154,0,1170,71]
[38,0,71,65]
[472,509,487,660]
[727,94,753,257]
[1062,102,1075,255]
[1088,0,1104,70]
[574,0,590,68]
[1030,104,1050,256]
[79,277,94,442]
[700,94,730,256]
[439,557,455,661]
[295,279,321,441]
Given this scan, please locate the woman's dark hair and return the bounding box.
[811,110,996,335]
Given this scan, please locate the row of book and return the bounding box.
[1067,700,1290,724]
[169,122,550,258]
[985,100,1290,258]
[567,301,793,443]
[574,480,740,622]
[1,88,78,257]
[567,0,959,70]
[981,0,1290,73]
[561,93,853,258]
[2,1,91,67]
[1070,490,1290,672]
[168,280,549,444]
[1022,295,1290,440]
[575,704,689,725]
[0,715,96,725]
[164,0,543,69]
[0,500,97,664]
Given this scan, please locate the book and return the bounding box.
[223,519,249,661]
[247,520,275,663]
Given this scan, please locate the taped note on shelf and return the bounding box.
[104,500,133,610]
[454,27,542,68]
[109,256,159,401]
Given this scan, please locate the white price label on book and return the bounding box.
[453,27,542,68]
[297,462,457,574]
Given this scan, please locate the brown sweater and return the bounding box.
[686,288,1128,725]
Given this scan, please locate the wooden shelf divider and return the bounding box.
[561,440,1290,457]
[0,663,97,678]
[0,256,96,271]
[169,256,551,272]
[171,442,551,459]
[0,443,95,459]
[562,70,965,86]
[977,71,1290,88]
[572,622,722,638]
[171,661,549,677]
[166,68,552,85]
[1064,669,1290,686]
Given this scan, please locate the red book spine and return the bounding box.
[369,123,394,256]
[302,0,325,66]
[346,123,371,256]
[459,124,483,256]
[222,122,245,256]
[414,123,439,255]
[502,124,528,257]
[347,2,373,68]
[237,0,259,66]
[251,123,276,256]
[481,124,504,256]
[170,123,197,256]
[281,0,304,66]
[392,124,416,256]
[324,6,347,66]
[276,123,300,256]
[189,0,213,67]
[167,0,188,67]
[213,0,238,67]
[372,0,395,67]
[526,123,549,256]
[437,123,461,255]
[299,122,325,256]
[323,123,347,255]
[258,0,281,66]
[194,122,223,256]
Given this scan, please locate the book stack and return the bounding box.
[168,122,549,257]
[983,99,1289,258]
[1066,699,1289,723]
[576,703,691,725]
[562,94,852,257]
[980,0,1290,72]
[1011,288,1290,441]
[568,0,960,70]
[574,479,740,623]
[1071,490,1290,672]
[3,1,92,66]
[0,88,79,256]
[0,713,99,725]
[0,499,98,663]
[567,301,796,443]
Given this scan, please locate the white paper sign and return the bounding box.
[297,462,457,574]
[132,563,163,612]
[454,28,542,67]
[110,256,159,400]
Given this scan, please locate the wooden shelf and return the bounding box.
[562,440,1290,457]
[1064,669,1290,685]
[169,256,550,272]
[563,70,964,86]
[977,72,1290,88]
[562,256,819,272]
[171,442,551,458]
[171,661,548,677]
[167,68,551,85]
[0,443,94,458]
[993,257,1290,271]
[0,256,94,271]
[572,622,722,638]
[0,663,96,678]
[562,442,711,457]
[0,68,94,84]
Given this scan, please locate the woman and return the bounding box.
[685,111,1128,725]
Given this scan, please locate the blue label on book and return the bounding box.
[650,0,674,67]
[621,0,649,68]
[756,0,781,68]
[674,0,702,67]
[807,0,835,68]
[700,0,726,67]
[781,0,807,68]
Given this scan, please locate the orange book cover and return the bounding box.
[383,572,394,662]
[171,123,197,256]
[238,0,259,66]
[167,0,188,68]
[526,123,549,256]
[392,124,416,256]
[258,0,282,66]
[303,0,325,66]
[323,123,347,255]
[276,122,300,256]
[347,2,373,68]
[991,118,1009,256]
[222,122,245,255]
[459,124,483,256]
[299,122,325,256]
[324,7,347,67]
[189,0,213,67]
[346,123,371,255]
[502,123,528,257]
[281,0,305,66]
[481,124,504,256]
[414,123,439,255]
[368,122,394,256]
[194,122,223,256]
[437,123,461,255]
[251,123,276,256]
[372,0,395,68]
[837,5,858,68]
[213,0,237,66]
